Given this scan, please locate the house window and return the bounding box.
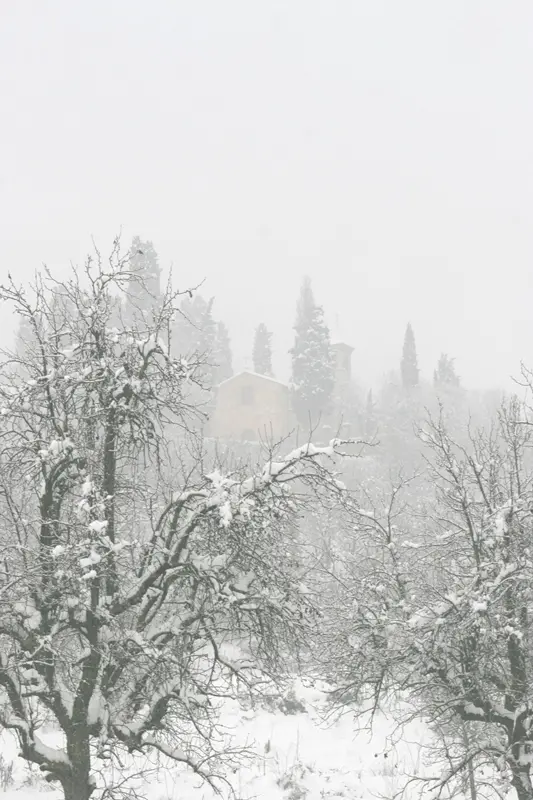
[241,385,254,405]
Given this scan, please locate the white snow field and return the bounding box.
[0,680,463,800]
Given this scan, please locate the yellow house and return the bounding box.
[209,342,354,442]
[209,371,291,442]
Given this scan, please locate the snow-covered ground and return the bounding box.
[0,680,459,800]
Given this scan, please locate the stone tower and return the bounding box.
[329,317,355,433]
[330,315,354,392]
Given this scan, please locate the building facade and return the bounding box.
[209,340,355,443]
[208,370,292,442]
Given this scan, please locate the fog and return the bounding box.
[1,0,532,390]
[3,7,533,795]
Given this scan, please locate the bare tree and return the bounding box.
[0,245,361,800]
[318,395,533,800]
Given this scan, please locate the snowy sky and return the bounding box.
[0,1,531,390]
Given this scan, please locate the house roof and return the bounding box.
[331,340,354,351]
[216,370,289,390]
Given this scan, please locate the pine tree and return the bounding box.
[290,277,335,427]
[400,322,419,389]
[434,353,460,388]
[213,321,233,384]
[253,323,273,376]
[126,236,162,320]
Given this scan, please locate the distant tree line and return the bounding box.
[15,236,463,438]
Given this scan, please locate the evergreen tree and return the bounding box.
[174,294,216,384]
[213,321,233,384]
[433,353,460,388]
[290,277,335,427]
[126,236,162,320]
[365,388,376,437]
[252,323,273,376]
[14,310,35,361]
[400,322,419,389]
[175,294,215,354]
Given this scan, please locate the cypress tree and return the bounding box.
[14,311,35,361]
[400,322,419,389]
[434,353,460,388]
[213,321,233,384]
[290,277,335,427]
[365,388,376,436]
[252,323,273,376]
[174,294,216,384]
[126,236,162,320]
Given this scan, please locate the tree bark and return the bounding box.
[62,777,94,800]
[510,772,533,800]
[460,724,478,800]
[509,755,533,800]
[60,731,94,800]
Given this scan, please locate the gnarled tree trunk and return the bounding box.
[60,728,94,800]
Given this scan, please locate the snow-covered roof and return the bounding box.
[216,370,289,389]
